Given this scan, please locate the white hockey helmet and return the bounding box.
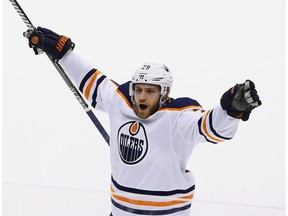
[130,63,173,107]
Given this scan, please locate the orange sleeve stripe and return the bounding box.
[111,187,193,207]
[159,105,202,111]
[84,70,102,100]
[202,110,224,142]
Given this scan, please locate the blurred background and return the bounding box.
[2,0,285,215]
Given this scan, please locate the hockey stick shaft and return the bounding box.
[9,0,110,145]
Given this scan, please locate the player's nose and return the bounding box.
[139,92,147,101]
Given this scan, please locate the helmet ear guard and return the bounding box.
[130,63,173,108]
[160,86,170,102]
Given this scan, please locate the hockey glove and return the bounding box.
[220,80,262,121]
[24,27,75,60]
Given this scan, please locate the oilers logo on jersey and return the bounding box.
[117,121,148,165]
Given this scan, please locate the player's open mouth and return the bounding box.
[139,104,148,110]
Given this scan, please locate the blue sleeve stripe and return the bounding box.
[79,68,97,93]
[91,75,107,108]
[198,118,218,144]
[209,110,232,140]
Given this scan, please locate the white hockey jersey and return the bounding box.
[59,52,239,216]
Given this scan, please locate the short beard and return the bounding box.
[134,103,160,119]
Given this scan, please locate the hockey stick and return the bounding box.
[9,0,110,145]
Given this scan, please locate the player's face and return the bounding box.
[133,84,161,119]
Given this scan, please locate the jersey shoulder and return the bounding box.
[161,97,202,110]
[116,81,133,107]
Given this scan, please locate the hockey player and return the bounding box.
[24,27,261,216]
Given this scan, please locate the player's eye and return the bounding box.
[135,88,142,93]
[145,89,154,94]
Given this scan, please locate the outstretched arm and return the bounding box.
[176,80,262,159]
[197,80,262,144]
[23,27,117,112]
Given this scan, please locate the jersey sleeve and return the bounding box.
[59,51,117,112]
[176,105,240,160]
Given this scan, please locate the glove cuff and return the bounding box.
[45,35,74,60]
